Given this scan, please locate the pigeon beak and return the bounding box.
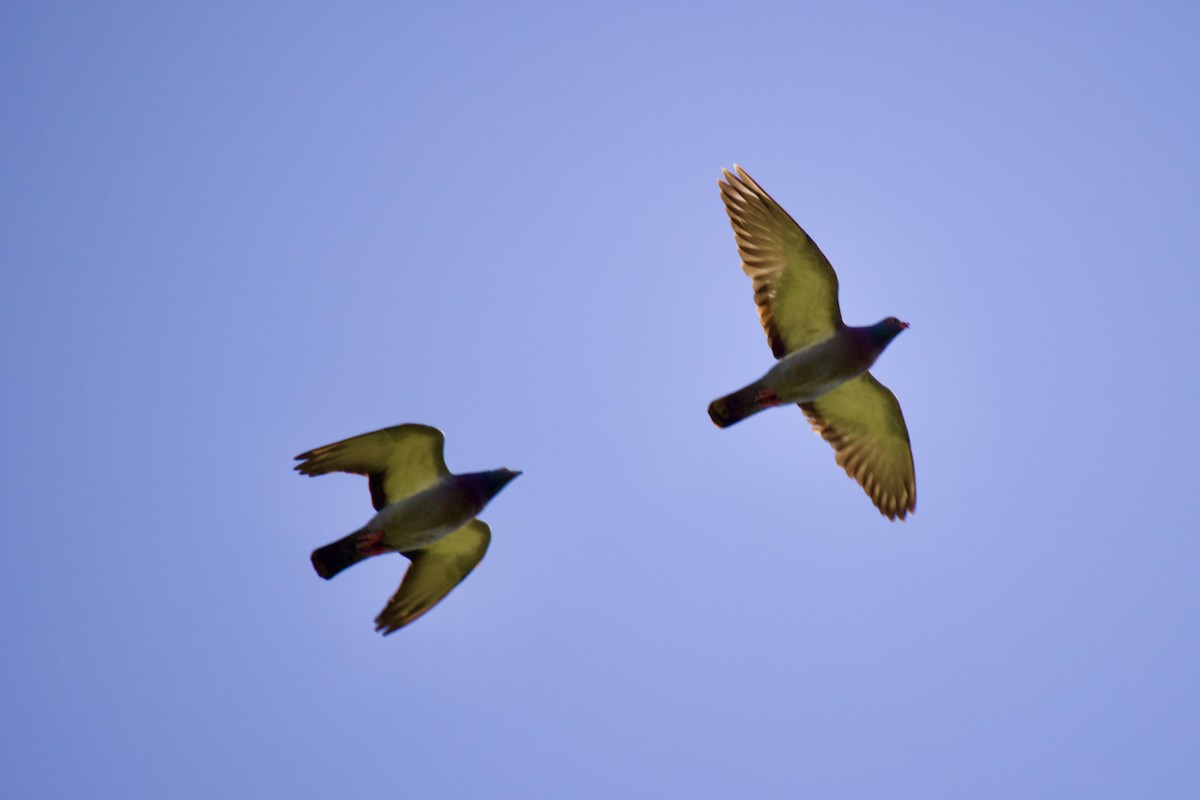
[899,320,910,330]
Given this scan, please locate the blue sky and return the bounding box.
[3,2,1199,797]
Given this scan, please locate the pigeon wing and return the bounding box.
[800,373,916,520]
[294,424,449,510]
[375,520,491,634]
[719,165,844,358]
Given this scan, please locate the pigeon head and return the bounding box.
[472,468,522,502]
[870,317,909,346]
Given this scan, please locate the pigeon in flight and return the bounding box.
[296,424,520,633]
[708,166,916,520]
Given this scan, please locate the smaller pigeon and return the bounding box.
[295,424,520,634]
[709,166,916,520]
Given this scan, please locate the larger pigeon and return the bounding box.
[296,424,520,633]
[708,166,916,520]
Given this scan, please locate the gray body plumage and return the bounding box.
[710,320,907,426]
[364,472,508,553]
[753,325,889,404]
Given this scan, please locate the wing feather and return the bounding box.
[294,424,449,509]
[374,520,491,634]
[800,373,916,520]
[719,165,843,357]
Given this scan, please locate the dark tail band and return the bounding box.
[311,528,373,580]
[708,383,769,428]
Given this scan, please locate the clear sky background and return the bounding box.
[3,2,1199,797]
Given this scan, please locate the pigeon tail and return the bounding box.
[311,527,386,580]
[708,382,775,428]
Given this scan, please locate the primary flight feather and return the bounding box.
[295,424,520,633]
[709,166,916,520]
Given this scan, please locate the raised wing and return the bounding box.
[294,424,449,510]
[719,165,843,358]
[375,520,491,634]
[800,373,916,520]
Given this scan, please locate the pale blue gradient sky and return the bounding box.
[3,2,1199,797]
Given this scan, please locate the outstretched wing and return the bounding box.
[375,520,491,634]
[294,424,448,510]
[800,373,916,520]
[719,165,844,358]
